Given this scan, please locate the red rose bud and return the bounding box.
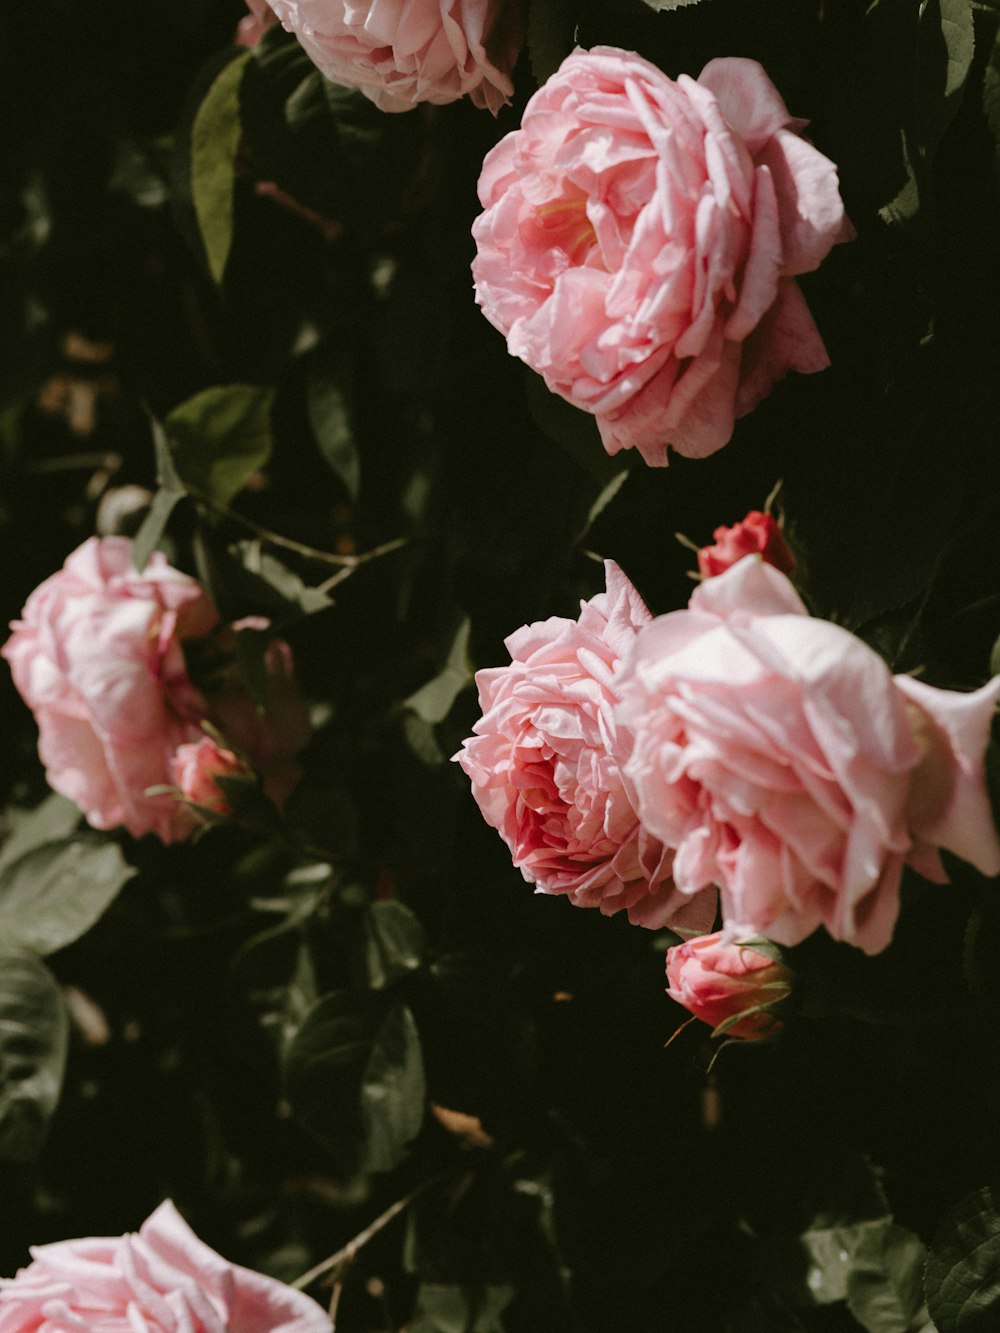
[697,511,796,579]
[172,737,252,817]
[666,932,793,1041]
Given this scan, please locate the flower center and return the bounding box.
[534,194,598,264]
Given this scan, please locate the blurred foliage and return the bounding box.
[3,0,1000,1329]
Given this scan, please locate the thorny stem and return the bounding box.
[290,1173,447,1293]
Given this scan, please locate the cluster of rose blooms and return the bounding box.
[242,4,854,468]
[455,513,1000,1037]
[2,537,312,843]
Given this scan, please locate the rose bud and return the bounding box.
[697,511,796,579]
[172,736,252,817]
[666,932,793,1040]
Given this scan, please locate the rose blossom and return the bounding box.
[0,1199,331,1332]
[236,0,280,47]
[615,557,1000,955]
[172,737,252,816]
[263,0,523,113]
[666,932,792,1040]
[697,510,795,579]
[2,537,218,843]
[454,561,716,931]
[472,47,852,465]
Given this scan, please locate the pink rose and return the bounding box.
[236,0,280,47]
[0,1199,331,1332]
[172,737,252,816]
[615,558,1000,954]
[2,538,218,843]
[263,0,523,113]
[472,48,852,465]
[666,932,792,1040]
[454,561,716,931]
[697,510,795,579]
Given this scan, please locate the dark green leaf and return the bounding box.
[404,619,471,726]
[0,836,135,956]
[410,1283,515,1333]
[524,369,618,485]
[284,991,384,1167]
[132,415,186,571]
[364,901,425,990]
[925,1185,1000,1330]
[0,948,68,1162]
[846,1221,931,1332]
[361,1003,425,1173]
[307,366,360,501]
[230,542,334,618]
[984,22,1000,168]
[191,50,251,283]
[167,384,275,507]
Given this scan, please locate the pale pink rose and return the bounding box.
[697,510,795,579]
[2,538,219,843]
[172,737,252,815]
[454,561,716,930]
[263,0,523,113]
[666,932,792,1040]
[615,558,1000,954]
[0,1199,331,1332]
[473,48,852,466]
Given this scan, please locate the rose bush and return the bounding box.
[473,47,851,465]
[665,932,792,1040]
[263,0,523,113]
[615,558,1000,954]
[0,1199,331,1331]
[455,561,715,930]
[697,510,795,578]
[2,538,218,843]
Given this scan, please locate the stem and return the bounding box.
[291,1174,444,1292]
[195,488,408,571]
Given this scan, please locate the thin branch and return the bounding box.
[291,1173,445,1293]
[194,488,408,571]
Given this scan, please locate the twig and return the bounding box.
[291,1173,445,1293]
[195,488,408,571]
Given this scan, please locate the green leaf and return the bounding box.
[404,619,471,726]
[983,21,1000,167]
[364,901,426,990]
[0,793,81,877]
[191,50,251,283]
[846,1222,931,1332]
[230,542,334,618]
[925,1185,1000,1330]
[360,1003,425,1173]
[880,0,974,226]
[166,384,275,506]
[576,468,630,544]
[0,836,136,956]
[307,365,360,501]
[0,948,68,1162]
[132,414,186,571]
[410,1283,515,1333]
